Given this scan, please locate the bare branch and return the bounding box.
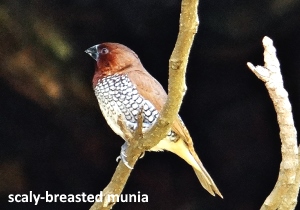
[247,36,299,210]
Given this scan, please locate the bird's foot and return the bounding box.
[116,143,133,169]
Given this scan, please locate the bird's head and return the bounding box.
[85,43,141,81]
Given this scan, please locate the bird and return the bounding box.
[85,42,222,198]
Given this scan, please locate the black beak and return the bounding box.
[85,44,99,61]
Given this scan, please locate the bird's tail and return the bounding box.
[167,138,223,198]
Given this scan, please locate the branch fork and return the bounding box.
[247,36,299,210]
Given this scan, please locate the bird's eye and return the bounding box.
[100,47,109,54]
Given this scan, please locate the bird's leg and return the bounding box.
[116,142,133,169]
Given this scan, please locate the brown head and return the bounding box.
[85,42,142,87]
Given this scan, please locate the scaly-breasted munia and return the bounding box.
[85,43,222,197]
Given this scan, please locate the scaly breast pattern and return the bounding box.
[94,74,159,140]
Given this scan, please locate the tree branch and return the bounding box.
[89,0,199,209]
[247,36,299,210]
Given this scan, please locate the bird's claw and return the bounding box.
[115,156,121,162]
[116,143,133,169]
[139,151,145,159]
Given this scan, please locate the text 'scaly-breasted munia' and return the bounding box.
[85,43,222,198]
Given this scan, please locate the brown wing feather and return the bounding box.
[125,68,192,142]
[125,68,167,111]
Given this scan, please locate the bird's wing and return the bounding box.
[125,69,193,144]
[126,69,223,198]
[125,68,167,111]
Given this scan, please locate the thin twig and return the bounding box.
[247,36,299,210]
